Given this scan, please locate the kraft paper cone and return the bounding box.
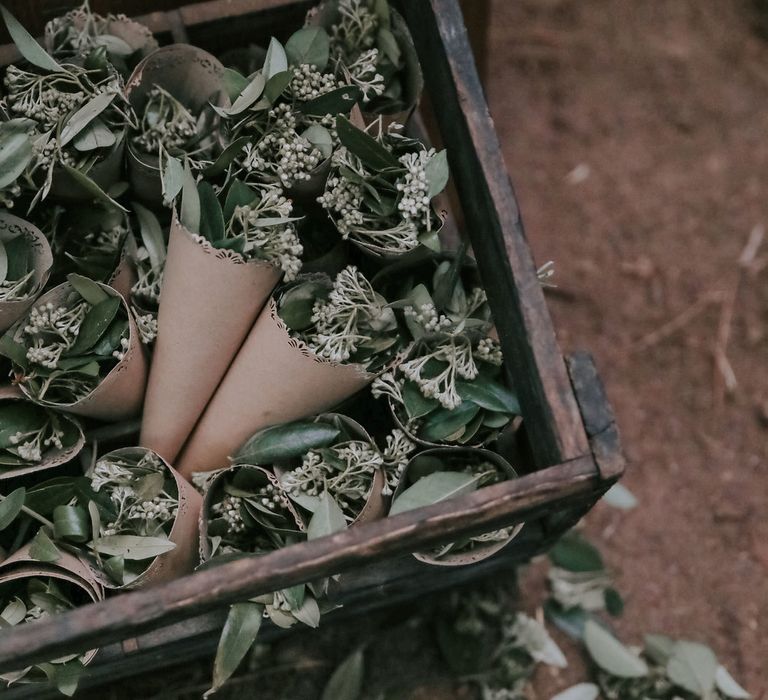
[0,543,105,666]
[12,281,148,420]
[393,447,523,567]
[88,448,201,590]
[0,397,84,481]
[139,218,282,464]
[176,300,374,477]
[0,213,53,334]
[199,464,304,562]
[44,11,158,62]
[125,44,229,206]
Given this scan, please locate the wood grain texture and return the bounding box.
[0,457,597,673]
[398,0,591,468]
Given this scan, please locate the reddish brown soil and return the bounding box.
[491,0,768,696]
[91,1,768,697]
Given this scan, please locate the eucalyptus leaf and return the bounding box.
[133,202,166,270]
[291,594,321,628]
[1,598,25,626]
[390,471,482,515]
[72,119,116,151]
[643,633,676,665]
[198,181,225,241]
[601,482,638,510]
[417,401,480,443]
[208,602,263,697]
[28,528,61,563]
[425,149,449,198]
[666,640,718,695]
[58,163,128,212]
[264,71,293,104]
[0,487,24,530]
[67,273,109,305]
[53,504,90,543]
[263,37,288,79]
[302,124,334,160]
[235,421,340,464]
[161,152,185,204]
[227,72,266,116]
[336,116,399,170]
[321,648,365,700]
[0,4,63,72]
[715,665,751,699]
[583,620,648,678]
[455,376,519,415]
[223,179,256,221]
[300,85,362,117]
[68,296,121,354]
[0,120,34,189]
[307,491,347,540]
[550,683,600,700]
[285,27,330,71]
[90,535,175,560]
[549,533,604,573]
[180,163,201,232]
[60,92,116,146]
[223,68,248,102]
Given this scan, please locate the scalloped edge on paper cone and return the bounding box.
[0,397,85,481]
[0,213,53,334]
[392,446,523,567]
[12,281,147,421]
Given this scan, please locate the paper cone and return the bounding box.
[87,447,202,590]
[44,10,158,62]
[393,447,523,567]
[0,397,85,481]
[139,218,282,464]
[125,44,229,207]
[0,543,105,666]
[0,213,53,334]
[199,464,304,562]
[176,299,374,477]
[12,281,148,420]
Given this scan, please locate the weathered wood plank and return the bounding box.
[0,456,597,673]
[399,0,591,468]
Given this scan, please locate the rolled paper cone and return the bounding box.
[44,12,158,61]
[0,543,105,666]
[90,448,201,590]
[0,213,53,334]
[13,281,147,421]
[0,397,85,481]
[139,218,282,464]
[199,464,304,562]
[392,446,523,567]
[49,137,126,201]
[125,44,230,207]
[176,300,374,477]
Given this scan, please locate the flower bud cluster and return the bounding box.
[396,149,434,229]
[289,63,339,101]
[8,414,65,464]
[132,86,197,155]
[23,301,88,369]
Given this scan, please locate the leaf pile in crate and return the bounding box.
[0,1,531,695]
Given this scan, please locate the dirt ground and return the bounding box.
[490,0,768,695]
[90,1,768,697]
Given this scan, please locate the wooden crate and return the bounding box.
[0,0,624,694]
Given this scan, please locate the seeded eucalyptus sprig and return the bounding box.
[277,264,401,370]
[0,5,136,207]
[216,28,362,193]
[317,116,447,256]
[309,0,423,117]
[44,1,158,75]
[0,274,131,407]
[372,258,520,446]
[0,399,82,475]
[0,576,89,694]
[177,175,304,280]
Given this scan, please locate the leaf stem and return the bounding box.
[0,493,54,529]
